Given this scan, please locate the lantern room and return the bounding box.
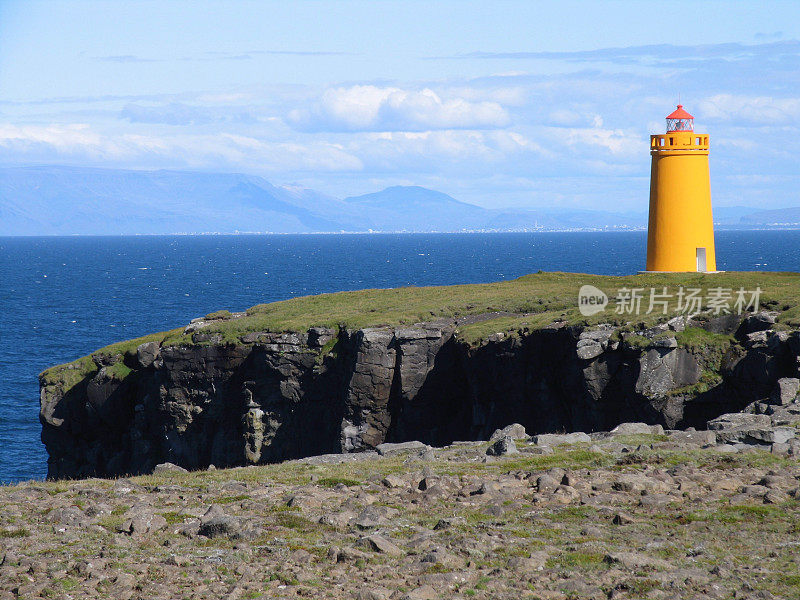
[665,104,694,132]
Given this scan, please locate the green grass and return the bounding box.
[39,270,800,390]
[106,361,133,380]
[0,527,29,538]
[668,368,724,397]
[39,328,183,387]
[674,326,734,351]
[317,334,339,363]
[682,503,798,524]
[623,334,653,350]
[159,511,186,525]
[214,494,251,504]
[204,310,233,320]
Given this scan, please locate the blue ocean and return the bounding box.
[1,231,798,483]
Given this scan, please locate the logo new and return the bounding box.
[578,285,608,316]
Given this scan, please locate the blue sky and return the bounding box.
[1,0,799,210]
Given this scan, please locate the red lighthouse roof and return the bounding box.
[666,104,693,120]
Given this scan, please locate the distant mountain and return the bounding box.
[712,206,762,225]
[0,165,787,235]
[0,166,365,235]
[739,207,800,226]
[344,186,491,231]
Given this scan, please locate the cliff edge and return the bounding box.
[39,272,800,479]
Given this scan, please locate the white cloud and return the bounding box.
[561,126,644,156]
[288,85,510,132]
[0,123,113,155]
[0,123,363,173]
[698,94,800,125]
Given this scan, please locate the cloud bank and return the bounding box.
[3,40,800,209]
[288,85,511,132]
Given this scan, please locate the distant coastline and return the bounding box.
[2,165,798,236]
[3,225,800,237]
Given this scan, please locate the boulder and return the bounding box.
[489,423,527,441]
[152,462,188,474]
[381,474,406,489]
[353,505,389,529]
[708,413,795,445]
[307,327,335,348]
[708,413,771,431]
[610,422,665,436]
[117,506,167,536]
[536,474,560,493]
[635,347,701,397]
[364,534,403,556]
[198,505,250,539]
[531,432,590,446]
[376,441,430,456]
[667,429,716,446]
[737,311,777,337]
[486,436,519,456]
[135,341,160,369]
[576,328,614,360]
[48,506,89,527]
[770,378,800,406]
[604,551,672,570]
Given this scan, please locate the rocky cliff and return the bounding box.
[40,307,800,480]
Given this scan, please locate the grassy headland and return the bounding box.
[40,271,800,388]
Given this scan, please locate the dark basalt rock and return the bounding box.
[39,317,800,479]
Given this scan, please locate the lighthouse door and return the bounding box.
[696,248,707,272]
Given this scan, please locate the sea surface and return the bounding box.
[1,231,799,483]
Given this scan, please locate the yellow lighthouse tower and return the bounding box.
[645,105,716,272]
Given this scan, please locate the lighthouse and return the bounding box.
[645,105,716,272]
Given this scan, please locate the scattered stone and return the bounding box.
[737,311,777,336]
[117,507,167,536]
[402,585,438,600]
[612,512,636,525]
[364,534,403,556]
[604,551,672,570]
[536,474,560,493]
[707,412,796,445]
[381,474,406,489]
[531,432,591,446]
[581,525,604,537]
[353,505,388,529]
[610,422,664,436]
[521,444,554,455]
[153,462,188,474]
[486,436,519,456]
[489,423,527,441]
[716,444,740,453]
[433,517,465,530]
[376,441,430,456]
[708,413,772,431]
[198,506,248,539]
[770,378,800,406]
[668,429,716,446]
[336,547,370,562]
[417,476,438,491]
[135,341,161,368]
[48,505,88,527]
